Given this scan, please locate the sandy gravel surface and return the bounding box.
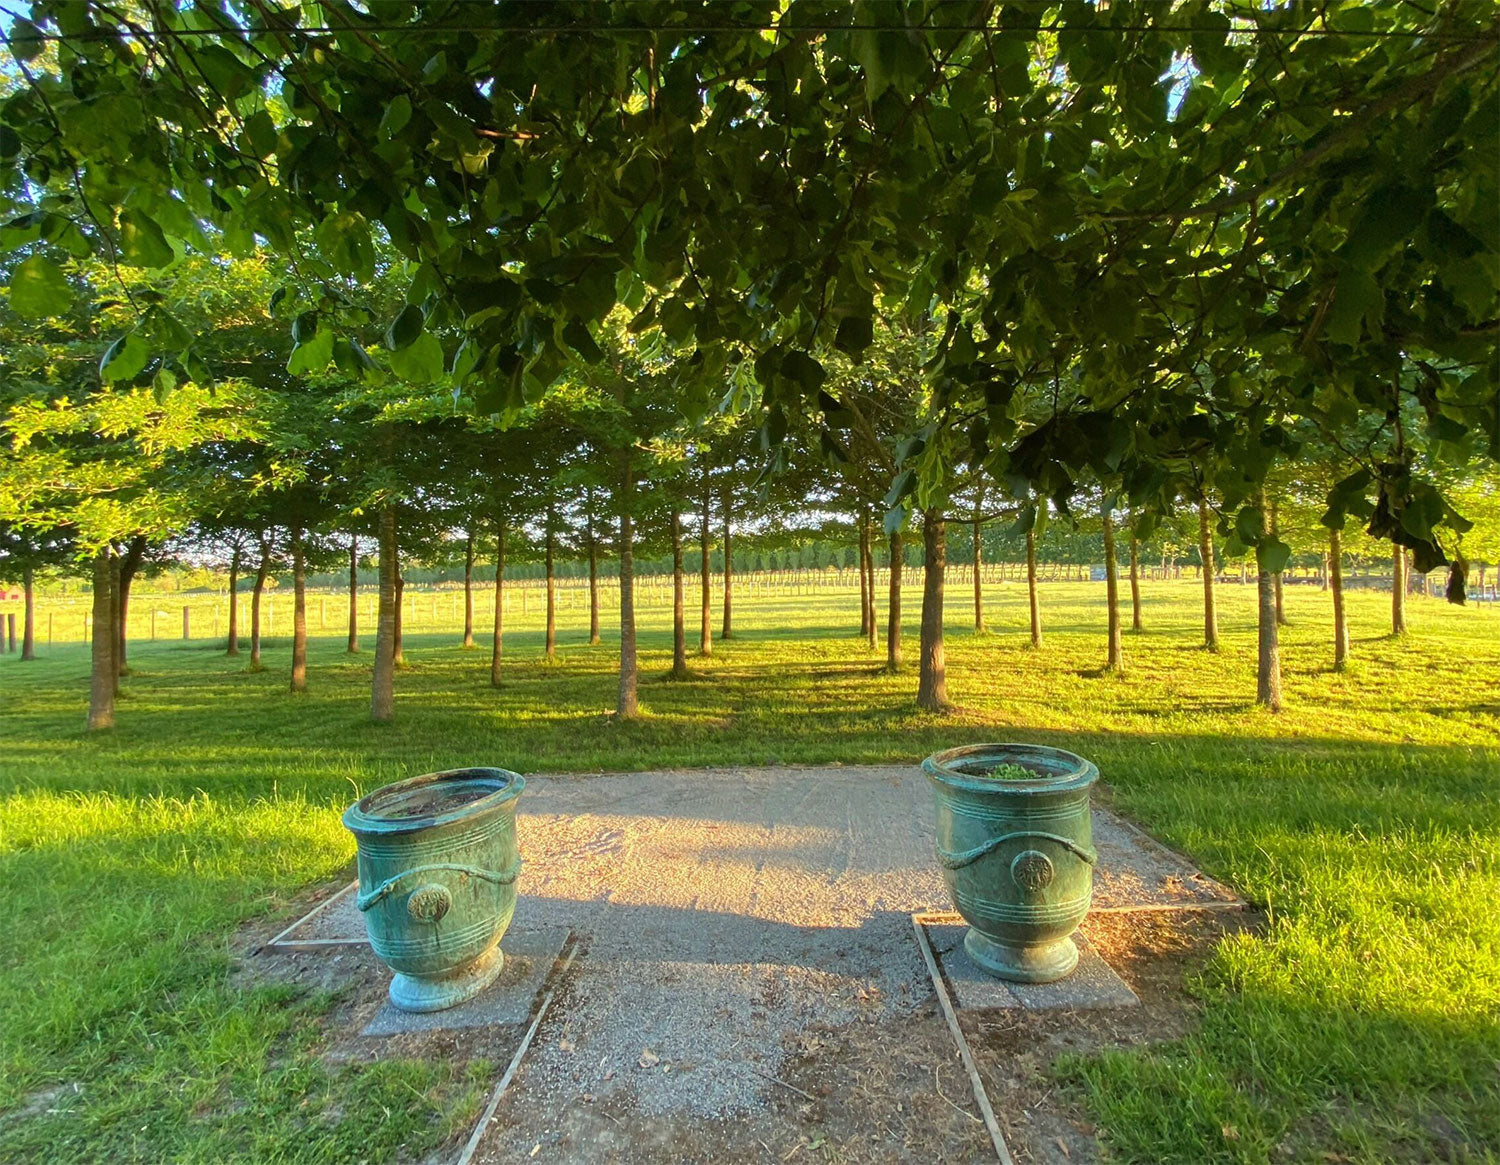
[501,765,946,1124]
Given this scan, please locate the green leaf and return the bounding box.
[9,19,44,62]
[100,333,150,383]
[834,315,874,357]
[780,350,826,391]
[9,255,72,319]
[119,210,175,268]
[1256,536,1291,574]
[333,337,377,378]
[386,304,425,350]
[243,109,277,157]
[1234,505,1264,546]
[562,319,604,363]
[315,211,375,282]
[287,327,334,375]
[379,95,412,139]
[388,331,445,384]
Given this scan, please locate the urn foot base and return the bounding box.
[964,928,1078,983]
[388,943,504,1013]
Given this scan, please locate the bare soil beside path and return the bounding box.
[245,764,1245,1164]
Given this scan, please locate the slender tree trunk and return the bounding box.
[1129,534,1143,632]
[225,544,242,655]
[490,524,506,687]
[917,511,950,711]
[1027,527,1042,649]
[886,528,903,671]
[250,538,269,669]
[544,505,557,659]
[698,477,712,657]
[371,506,397,721]
[1102,506,1123,673]
[1271,497,1288,626]
[864,518,876,641]
[671,510,687,677]
[1198,495,1219,650]
[1392,544,1407,635]
[1330,527,1349,670]
[1256,493,1282,711]
[587,503,601,645]
[393,529,404,667]
[346,536,359,653]
[290,526,307,692]
[721,486,734,640]
[462,528,475,648]
[972,509,984,633]
[116,534,145,675]
[21,563,35,661]
[618,456,639,718]
[87,549,115,730]
[864,514,877,651]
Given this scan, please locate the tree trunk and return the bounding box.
[462,528,475,648]
[1330,527,1349,670]
[371,506,397,721]
[864,512,876,635]
[21,563,35,660]
[1102,506,1123,673]
[393,550,404,668]
[116,534,145,675]
[290,526,307,692]
[87,549,115,730]
[1392,544,1407,635]
[617,456,639,718]
[1026,527,1042,648]
[347,536,359,653]
[671,510,687,677]
[490,524,506,687]
[972,511,984,633]
[1198,495,1219,650]
[916,511,949,711]
[1271,497,1288,626]
[886,528,903,671]
[545,505,557,659]
[226,544,241,655]
[250,538,270,669]
[864,514,877,651]
[587,503,601,645]
[698,477,712,657]
[721,486,734,640]
[1128,535,1143,633]
[1256,494,1282,711]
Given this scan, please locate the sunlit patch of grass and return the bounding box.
[0,578,1496,1160]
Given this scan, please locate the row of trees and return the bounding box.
[0,2,1494,727]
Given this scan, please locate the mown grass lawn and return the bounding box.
[1,577,1496,1163]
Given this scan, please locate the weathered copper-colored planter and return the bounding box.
[923,744,1098,983]
[343,767,524,1012]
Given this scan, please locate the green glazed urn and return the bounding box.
[343,767,524,1012]
[922,743,1098,983]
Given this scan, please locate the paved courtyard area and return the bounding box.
[257,765,1242,1163]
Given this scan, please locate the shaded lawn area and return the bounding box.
[0,580,1496,1162]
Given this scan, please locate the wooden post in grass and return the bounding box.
[182,606,190,640]
[6,613,14,653]
[151,609,157,640]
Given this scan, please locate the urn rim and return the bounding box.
[922,743,1097,795]
[343,767,525,836]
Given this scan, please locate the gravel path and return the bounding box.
[502,765,945,1123]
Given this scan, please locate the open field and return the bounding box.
[1,580,1496,1163]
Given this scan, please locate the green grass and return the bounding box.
[1,577,1496,1163]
